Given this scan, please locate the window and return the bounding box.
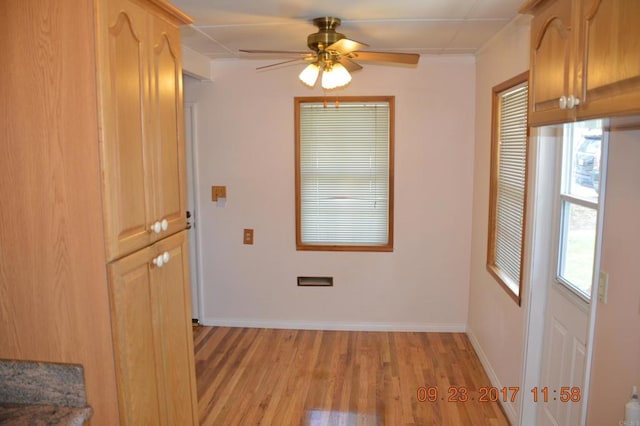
[295,96,394,251]
[487,72,529,305]
[556,120,603,301]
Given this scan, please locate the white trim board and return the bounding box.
[198,318,466,333]
[467,327,518,425]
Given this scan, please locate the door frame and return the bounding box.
[519,124,609,425]
[184,102,205,321]
[579,126,608,424]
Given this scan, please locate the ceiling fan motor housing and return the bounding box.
[307,17,345,52]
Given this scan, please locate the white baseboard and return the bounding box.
[198,317,466,333]
[467,327,518,424]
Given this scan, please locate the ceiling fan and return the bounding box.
[239,17,420,90]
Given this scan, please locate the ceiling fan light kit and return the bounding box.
[299,63,321,87]
[299,61,352,89]
[320,62,352,89]
[241,16,419,90]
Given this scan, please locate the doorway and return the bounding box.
[520,120,607,425]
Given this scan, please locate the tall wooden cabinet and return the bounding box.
[521,0,640,125]
[0,0,196,424]
[98,0,197,423]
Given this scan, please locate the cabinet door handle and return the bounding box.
[150,220,168,234]
[558,95,567,110]
[567,95,580,109]
[152,251,170,268]
[152,254,164,267]
[151,221,162,234]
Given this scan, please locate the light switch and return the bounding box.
[243,229,254,245]
[598,270,608,304]
[211,185,226,202]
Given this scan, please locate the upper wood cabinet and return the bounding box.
[97,0,189,261]
[521,0,640,125]
[523,0,575,125]
[576,0,640,119]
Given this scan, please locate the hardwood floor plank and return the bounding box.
[195,328,510,426]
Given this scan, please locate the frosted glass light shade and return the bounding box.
[299,63,320,87]
[321,63,351,89]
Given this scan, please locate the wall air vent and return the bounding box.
[297,276,333,287]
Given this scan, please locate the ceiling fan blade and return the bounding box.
[327,38,369,55]
[256,57,310,70]
[349,51,420,65]
[240,49,311,56]
[339,58,363,72]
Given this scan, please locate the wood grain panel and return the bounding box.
[0,0,119,423]
[108,249,163,425]
[528,0,574,125]
[578,0,640,118]
[194,328,510,426]
[108,230,197,425]
[98,0,153,260]
[149,19,187,240]
[583,0,640,91]
[154,231,198,425]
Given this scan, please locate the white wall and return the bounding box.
[467,15,531,423]
[184,55,476,330]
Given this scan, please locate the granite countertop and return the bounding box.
[0,404,92,426]
[0,359,93,425]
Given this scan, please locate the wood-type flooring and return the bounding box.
[193,326,510,425]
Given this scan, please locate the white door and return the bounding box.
[184,102,202,321]
[537,284,589,425]
[537,121,606,425]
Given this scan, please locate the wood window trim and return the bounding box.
[486,71,529,306]
[294,96,395,252]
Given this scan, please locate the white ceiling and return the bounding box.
[173,0,525,60]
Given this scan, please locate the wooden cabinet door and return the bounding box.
[148,17,187,242]
[528,0,576,125]
[108,231,197,425]
[576,0,640,119]
[152,231,198,425]
[108,244,164,425]
[98,0,154,261]
[99,0,188,260]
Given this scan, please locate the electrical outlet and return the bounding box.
[597,271,608,304]
[243,229,254,245]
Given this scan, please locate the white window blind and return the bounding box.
[488,78,528,302]
[296,99,392,249]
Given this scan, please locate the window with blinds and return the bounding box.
[295,96,394,252]
[487,73,529,305]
